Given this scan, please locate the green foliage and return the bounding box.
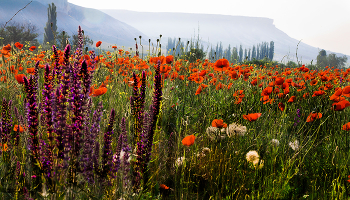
[184,48,206,62]
[0,22,39,46]
[316,49,348,69]
[56,30,71,49]
[69,33,94,50]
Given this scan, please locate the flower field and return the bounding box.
[0,26,350,199]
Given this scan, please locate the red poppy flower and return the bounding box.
[26,68,35,75]
[342,86,350,97]
[312,90,325,97]
[90,85,107,97]
[213,59,229,71]
[15,42,23,50]
[342,122,350,131]
[275,77,285,85]
[165,55,173,64]
[332,100,350,111]
[29,46,36,51]
[198,70,207,77]
[195,85,202,95]
[182,135,196,146]
[261,87,273,96]
[96,41,102,47]
[251,79,258,86]
[278,102,285,111]
[310,79,317,86]
[306,112,322,122]
[13,125,25,132]
[243,113,262,122]
[288,96,296,103]
[160,184,170,190]
[111,45,117,49]
[15,74,26,84]
[211,119,227,128]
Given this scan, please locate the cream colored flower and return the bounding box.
[175,157,185,167]
[202,147,211,155]
[246,150,259,163]
[227,122,247,137]
[271,139,280,146]
[254,159,264,169]
[289,140,299,151]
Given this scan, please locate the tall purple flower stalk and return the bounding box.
[41,64,54,178]
[144,60,163,169]
[101,109,116,179]
[294,108,301,127]
[120,117,131,187]
[133,112,150,190]
[132,60,163,191]
[52,45,61,85]
[80,99,98,184]
[54,65,71,160]
[1,98,12,145]
[130,71,146,145]
[23,74,39,161]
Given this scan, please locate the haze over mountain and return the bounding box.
[0,0,348,64]
[0,0,148,48]
[100,9,349,64]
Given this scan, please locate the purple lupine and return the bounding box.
[144,60,163,168]
[52,45,61,85]
[133,112,150,190]
[69,60,85,165]
[294,108,301,126]
[89,50,96,66]
[23,75,39,161]
[80,60,93,98]
[54,61,71,160]
[41,64,54,177]
[22,187,33,200]
[121,122,131,187]
[90,102,103,178]
[63,44,71,71]
[73,26,84,67]
[80,99,95,184]
[101,109,116,178]
[130,71,146,146]
[1,98,12,145]
[15,161,21,184]
[114,131,123,174]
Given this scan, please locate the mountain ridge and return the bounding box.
[100,9,349,64]
[0,0,148,48]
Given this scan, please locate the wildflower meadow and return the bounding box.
[0,25,350,199]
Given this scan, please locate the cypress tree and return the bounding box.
[44,3,58,45]
[269,41,274,60]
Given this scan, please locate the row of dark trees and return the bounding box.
[0,3,93,50]
[207,41,274,63]
[166,37,275,64]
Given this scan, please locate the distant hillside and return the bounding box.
[100,9,349,64]
[0,0,148,49]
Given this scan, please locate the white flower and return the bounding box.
[271,139,280,146]
[289,140,299,151]
[227,123,247,137]
[246,150,259,163]
[202,147,211,155]
[175,157,185,167]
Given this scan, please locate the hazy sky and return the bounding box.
[68,0,350,55]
